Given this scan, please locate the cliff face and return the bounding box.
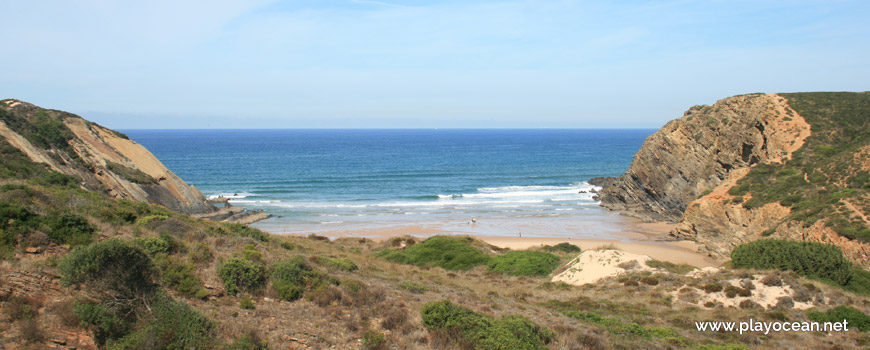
[598,93,810,222]
[600,92,870,267]
[0,99,215,214]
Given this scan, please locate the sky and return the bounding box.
[2,0,869,129]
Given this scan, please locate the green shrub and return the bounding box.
[270,256,323,301]
[224,223,269,242]
[542,242,581,254]
[362,330,386,350]
[218,258,266,296]
[239,296,255,310]
[421,300,553,350]
[154,256,209,299]
[375,236,491,271]
[487,251,559,277]
[0,202,39,246]
[109,292,215,350]
[808,305,870,331]
[133,236,170,256]
[41,171,77,187]
[730,240,854,286]
[49,214,95,246]
[59,239,157,298]
[74,302,130,345]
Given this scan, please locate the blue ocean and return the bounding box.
[124,129,655,238]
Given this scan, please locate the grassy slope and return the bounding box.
[1,100,870,349]
[728,92,870,240]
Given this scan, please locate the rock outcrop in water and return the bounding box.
[598,93,870,266]
[0,99,216,214]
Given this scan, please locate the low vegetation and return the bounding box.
[487,251,560,277]
[730,239,870,295]
[374,235,491,270]
[421,300,554,350]
[729,92,870,241]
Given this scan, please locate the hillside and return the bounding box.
[0,99,214,214]
[1,99,869,349]
[599,92,870,266]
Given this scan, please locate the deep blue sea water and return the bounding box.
[124,129,655,238]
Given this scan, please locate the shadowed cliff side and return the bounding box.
[0,99,215,215]
[598,93,810,223]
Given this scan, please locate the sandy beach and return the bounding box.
[275,216,722,268]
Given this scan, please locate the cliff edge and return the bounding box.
[0,99,215,214]
[599,92,870,266]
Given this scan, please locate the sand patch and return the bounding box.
[551,249,657,285]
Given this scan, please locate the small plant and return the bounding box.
[239,296,255,310]
[399,282,427,294]
[362,330,387,350]
[640,276,659,286]
[702,282,723,293]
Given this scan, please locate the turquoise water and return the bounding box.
[124,129,654,238]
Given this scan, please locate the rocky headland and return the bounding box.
[598,92,870,266]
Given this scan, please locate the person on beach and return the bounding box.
[471,217,477,224]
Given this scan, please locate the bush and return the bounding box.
[59,239,157,298]
[731,240,854,286]
[154,256,209,299]
[362,330,387,350]
[239,296,255,310]
[270,256,323,301]
[224,223,269,242]
[421,300,553,350]
[224,330,269,350]
[808,305,870,331]
[702,282,722,293]
[109,292,215,349]
[133,236,170,256]
[74,302,130,345]
[487,251,560,277]
[218,258,266,296]
[375,236,491,271]
[49,213,95,246]
[542,242,581,254]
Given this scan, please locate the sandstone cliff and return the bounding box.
[0,99,215,214]
[599,93,870,266]
[598,93,810,222]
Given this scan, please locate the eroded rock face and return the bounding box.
[0,99,215,215]
[598,94,810,223]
